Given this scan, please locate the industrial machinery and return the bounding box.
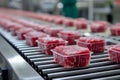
[0,9,120,80]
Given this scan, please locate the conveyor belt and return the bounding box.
[0,29,44,80]
[0,27,120,80]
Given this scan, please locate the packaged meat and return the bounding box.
[16,28,34,40]
[25,23,39,29]
[90,22,108,33]
[42,15,50,21]
[54,17,64,25]
[74,20,87,29]
[77,37,105,53]
[95,21,109,27]
[0,19,13,30]
[44,27,63,37]
[36,37,67,55]
[15,19,37,29]
[108,44,120,63]
[35,24,51,32]
[76,18,87,21]
[110,26,120,36]
[15,19,30,27]
[63,18,74,27]
[0,19,11,31]
[52,45,91,68]
[48,16,57,22]
[58,31,80,45]
[24,31,48,46]
[6,23,19,31]
[9,24,25,36]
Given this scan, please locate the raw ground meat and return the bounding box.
[52,45,91,68]
[24,31,48,46]
[16,28,34,40]
[110,26,120,36]
[108,44,120,63]
[77,37,105,53]
[58,31,80,45]
[37,37,67,55]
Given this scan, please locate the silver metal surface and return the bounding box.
[0,33,44,80]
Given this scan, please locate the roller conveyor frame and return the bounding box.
[0,29,44,80]
[0,15,120,80]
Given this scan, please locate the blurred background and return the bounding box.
[0,0,120,23]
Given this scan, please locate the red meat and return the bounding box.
[63,18,74,27]
[37,37,67,55]
[77,37,105,53]
[54,17,64,25]
[90,22,108,33]
[14,19,38,29]
[35,24,51,32]
[24,31,47,46]
[58,31,80,45]
[0,19,13,30]
[76,18,87,21]
[9,24,25,36]
[90,21,109,33]
[108,44,120,63]
[48,16,57,22]
[110,26,120,36]
[42,15,50,21]
[95,21,109,27]
[44,27,63,37]
[55,19,64,25]
[16,28,34,40]
[52,45,91,68]
[74,20,87,29]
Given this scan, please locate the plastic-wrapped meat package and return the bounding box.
[74,20,87,29]
[48,16,57,22]
[54,17,64,25]
[76,18,87,21]
[6,17,20,23]
[44,27,63,37]
[40,16,45,21]
[37,37,67,55]
[75,18,88,29]
[95,21,109,27]
[24,31,48,46]
[110,26,120,36]
[16,19,36,29]
[16,28,34,40]
[24,23,39,29]
[44,15,51,22]
[52,45,91,68]
[15,19,29,26]
[77,37,105,53]
[0,19,8,29]
[47,16,55,22]
[41,15,50,21]
[3,16,16,22]
[90,22,108,33]
[44,16,50,21]
[108,44,120,63]
[58,31,80,45]
[36,24,51,32]
[6,23,20,32]
[63,18,74,27]
[0,19,12,30]
[9,24,25,36]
